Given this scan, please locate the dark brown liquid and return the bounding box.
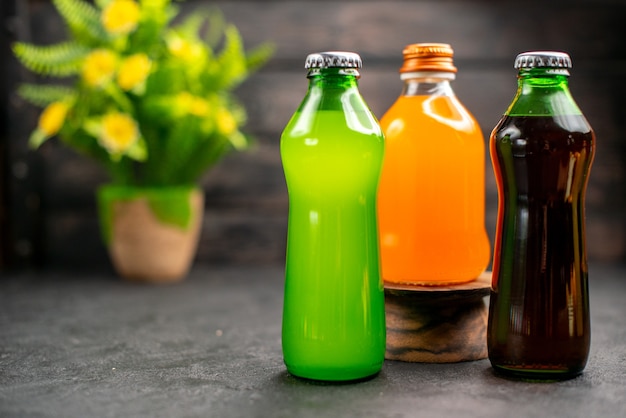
[488,115,595,379]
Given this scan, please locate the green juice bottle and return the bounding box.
[280,51,386,381]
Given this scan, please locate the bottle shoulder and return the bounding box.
[294,84,373,112]
[492,114,594,136]
[282,108,383,141]
[381,94,481,135]
[507,83,583,117]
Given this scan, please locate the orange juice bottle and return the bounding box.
[377,43,490,285]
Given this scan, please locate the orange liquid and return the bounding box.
[377,94,490,285]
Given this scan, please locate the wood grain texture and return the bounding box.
[385,296,488,363]
[384,273,490,363]
[3,0,625,269]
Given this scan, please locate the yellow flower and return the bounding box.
[216,108,237,135]
[176,92,210,117]
[117,53,151,91]
[98,112,139,154]
[167,34,203,62]
[189,97,209,117]
[38,101,69,136]
[176,91,193,108]
[101,0,141,35]
[82,49,117,87]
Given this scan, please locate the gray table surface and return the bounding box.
[1,263,625,418]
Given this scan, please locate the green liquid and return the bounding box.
[281,109,386,381]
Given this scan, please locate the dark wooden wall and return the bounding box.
[2,0,626,272]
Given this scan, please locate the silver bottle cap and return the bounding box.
[305,51,362,69]
[514,51,572,69]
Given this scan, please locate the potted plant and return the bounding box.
[13,0,273,282]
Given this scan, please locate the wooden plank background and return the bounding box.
[2,0,625,271]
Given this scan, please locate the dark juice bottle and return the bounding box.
[488,52,595,380]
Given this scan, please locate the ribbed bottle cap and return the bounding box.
[514,51,572,69]
[305,52,362,69]
[399,43,457,73]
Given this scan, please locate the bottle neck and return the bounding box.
[400,71,456,97]
[518,68,571,94]
[507,68,581,116]
[302,68,364,112]
[307,67,360,89]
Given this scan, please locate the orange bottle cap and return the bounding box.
[399,43,457,74]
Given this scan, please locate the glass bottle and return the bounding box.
[280,51,386,381]
[488,51,595,379]
[377,43,490,285]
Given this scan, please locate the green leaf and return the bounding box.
[17,84,75,107]
[182,135,231,183]
[226,131,248,150]
[141,94,182,122]
[83,118,102,138]
[158,116,201,184]
[140,0,172,13]
[126,137,148,161]
[127,0,176,56]
[29,129,48,149]
[144,62,185,95]
[12,41,88,76]
[213,25,247,90]
[53,0,108,44]
[174,11,206,41]
[204,8,226,48]
[102,83,134,114]
[93,0,110,8]
[246,42,275,72]
[147,187,197,230]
